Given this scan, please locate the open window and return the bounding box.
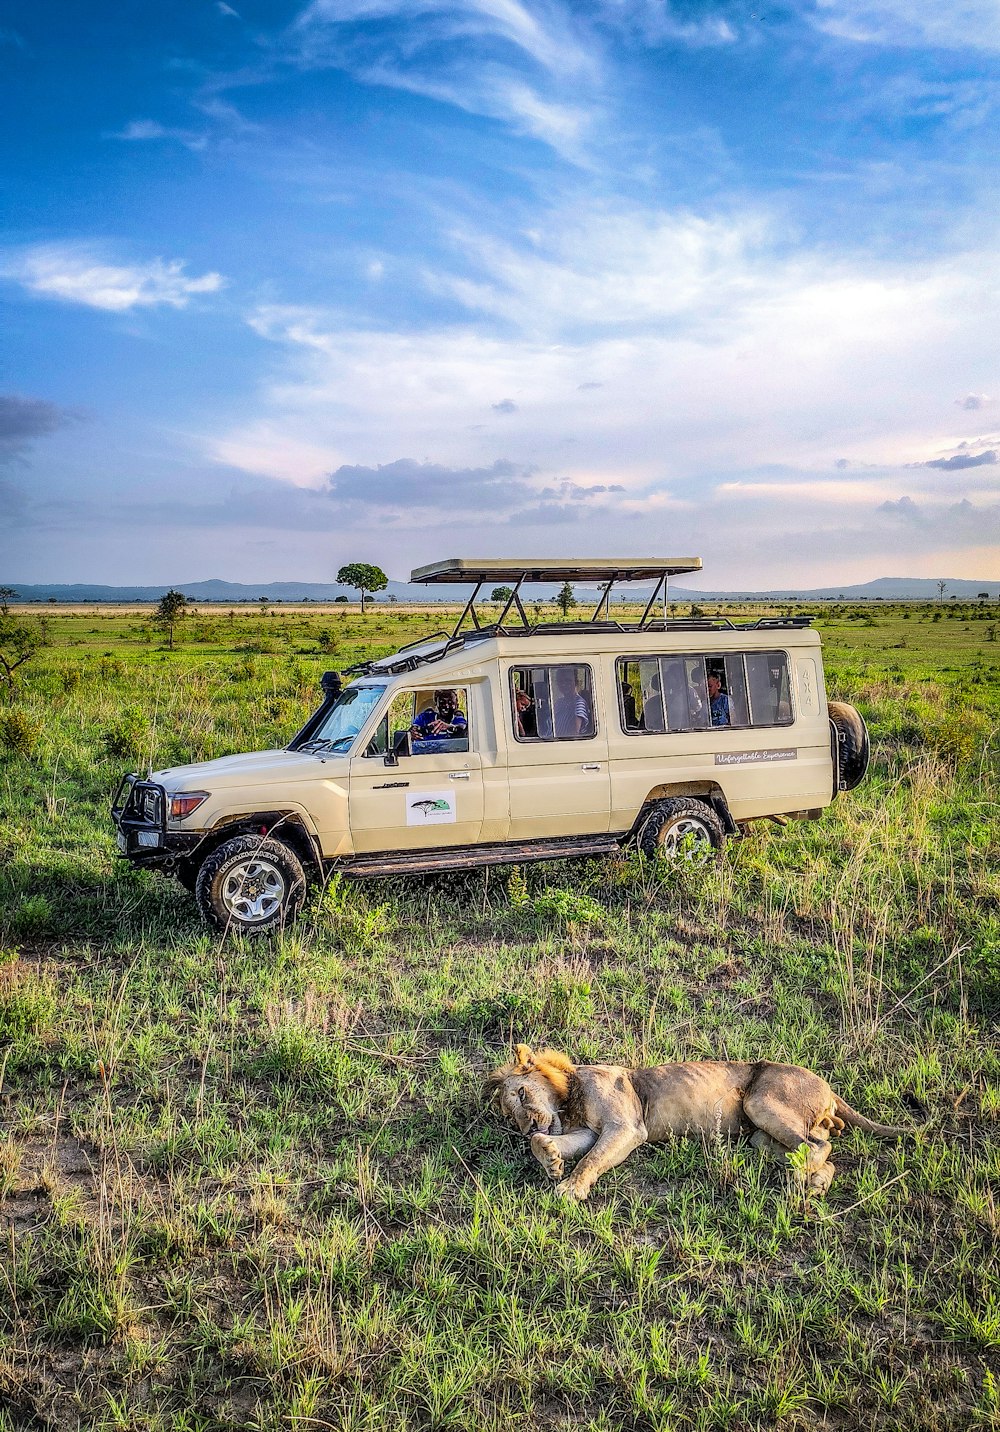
[510,664,595,741]
[365,687,471,756]
[617,651,792,733]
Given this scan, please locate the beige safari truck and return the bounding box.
[111,559,869,932]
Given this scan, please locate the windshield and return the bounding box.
[297,683,387,754]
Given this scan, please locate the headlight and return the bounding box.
[169,792,209,819]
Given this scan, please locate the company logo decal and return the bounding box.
[405,790,457,825]
[714,749,797,766]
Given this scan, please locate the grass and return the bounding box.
[0,599,999,1430]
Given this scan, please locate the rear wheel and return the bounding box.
[195,835,306,934]
[637,797,725,864]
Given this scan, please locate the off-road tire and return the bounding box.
[828,701,870,794]
[637,797,725,863]
[195,834,306,934]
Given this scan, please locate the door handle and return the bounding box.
[449,772,470,780]
[581,763,602,772]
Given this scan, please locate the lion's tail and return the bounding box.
[834,1096,914,1139]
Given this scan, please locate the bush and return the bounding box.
[0,708,41,758]
[13,894,55,939]
[100,706,149,763]
[924,709,993,769]
[532,887,605,928]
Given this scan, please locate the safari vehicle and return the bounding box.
[111,559,869,932]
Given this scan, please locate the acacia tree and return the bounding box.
[0,588,47,689]
[154,589,189,650]
[556,581,577,617]
[491,585,514,604]
[336,563,388,613]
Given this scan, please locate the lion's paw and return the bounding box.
[531,1134,565,1181]
[807,1162,835,1196]
[555,1177,587,1201]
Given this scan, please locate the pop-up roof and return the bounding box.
[411,557,702,584]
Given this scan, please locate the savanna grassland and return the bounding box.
[1,598,999,1432]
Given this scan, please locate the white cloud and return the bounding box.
[2,245,225,312]
[196,197,1000,583]
[110,119,208,150]
[298,0,596,77]
[591,1,736,48]
[291,0,601,159]
[813,0,1000,53]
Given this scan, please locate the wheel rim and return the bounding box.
[656,816,715,862]
[220,857,286,923]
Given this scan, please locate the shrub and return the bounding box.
[100,707,149,763]
[532,887,605,928]
[924,709,993,769]
[13,895,55,939]
[0,708,41,758]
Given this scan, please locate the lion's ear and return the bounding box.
[514,1043,535,1071]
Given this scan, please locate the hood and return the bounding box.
[153,747,349,791]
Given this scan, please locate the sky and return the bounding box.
[2,0,1000,590]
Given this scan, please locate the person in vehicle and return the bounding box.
[411,689,468,740]
[620,680,639,730]
[553,668,592,737]
[514,687,537,737]
[707,672,731,726]
[642,673,665,732]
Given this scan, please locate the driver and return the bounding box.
[411,689,468,741]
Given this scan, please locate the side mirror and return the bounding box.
[384,729,412,766]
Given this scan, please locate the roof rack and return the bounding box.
[343,613,813,678]
[411,556,704,637]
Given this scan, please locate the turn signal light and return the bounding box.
[169,792,209,819]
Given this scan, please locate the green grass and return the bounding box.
[1,600,999,1430]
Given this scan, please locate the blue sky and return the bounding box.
[2,0,999,587]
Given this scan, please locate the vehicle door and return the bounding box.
[504,661,612,838]
[348,685,485,852]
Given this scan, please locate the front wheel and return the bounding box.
[637,797,725,864]
[195,835,306,934]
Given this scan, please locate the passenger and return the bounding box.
[642,673,665,732]
[706,673,731,727]
[411,689,468,741]
[553,667,591,737]
[514,687,537,738]
[620,680,639,730]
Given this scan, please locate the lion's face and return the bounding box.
[496,1072,562,1136]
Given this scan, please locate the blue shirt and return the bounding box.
[710,691,731,726]
[413,707,468,739]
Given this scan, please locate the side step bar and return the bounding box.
[330,833,623,878]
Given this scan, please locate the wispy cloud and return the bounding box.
[590,1,737,48]
[291,0,602,158]
[2,245,225,312]
[812,0,1000,53]
[109,119,208,150]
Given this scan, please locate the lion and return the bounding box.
[487,1044,912,1198]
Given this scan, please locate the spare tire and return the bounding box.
[829,701,870,794]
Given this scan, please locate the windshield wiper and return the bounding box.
[298,737,334,753]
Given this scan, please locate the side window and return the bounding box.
[365,688,470,755]
[510,665,595,741]
[705,655,750,728]
[617,651,792,732]
[746,653,792,726]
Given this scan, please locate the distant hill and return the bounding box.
[4,575,998,603]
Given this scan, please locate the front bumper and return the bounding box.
[110,775,201,868]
